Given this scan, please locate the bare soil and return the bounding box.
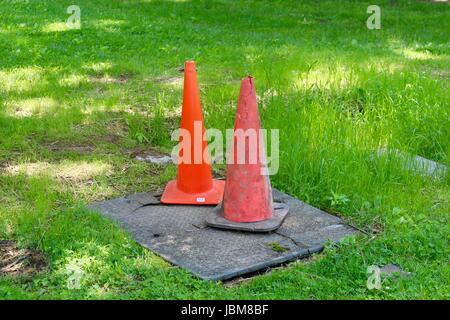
[0,240,46,277]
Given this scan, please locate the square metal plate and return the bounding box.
[88,189,357,281]
[205,202,289,232]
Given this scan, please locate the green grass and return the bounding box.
[0,0,449,299]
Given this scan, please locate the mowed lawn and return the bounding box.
[0,0,449,299]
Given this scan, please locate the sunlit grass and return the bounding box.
[83,62,114,74]
[4,97,57,118]
[0,0,448,299]
[0,67,44,93]
[59,74,89,87]
[4,160,112,182]
[292,64,358,90]
[396,48,440,61]
[42,21,70,33]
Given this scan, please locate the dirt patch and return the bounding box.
[44,140,95,154]
[0,240,46,277]
[118,73,133,82]
[147,75,183,87]
[430,69,450,79]
[42,120,125,153]
[123,146,167,159]
[89,73,133,84]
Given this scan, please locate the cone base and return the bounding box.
[160,179,225,205]
[205,203,289,232]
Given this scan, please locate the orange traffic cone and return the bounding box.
[205,76,289,232]
[160,61,225,205]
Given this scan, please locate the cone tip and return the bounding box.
[184,61,196,73]
[241,75,255,89]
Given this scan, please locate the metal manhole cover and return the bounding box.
[88,189,357,281]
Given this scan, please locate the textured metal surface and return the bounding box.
[205,202,289,232]
[88,190,357,281]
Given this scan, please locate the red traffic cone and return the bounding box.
[160,61,225,205]
[205,76,289,232]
